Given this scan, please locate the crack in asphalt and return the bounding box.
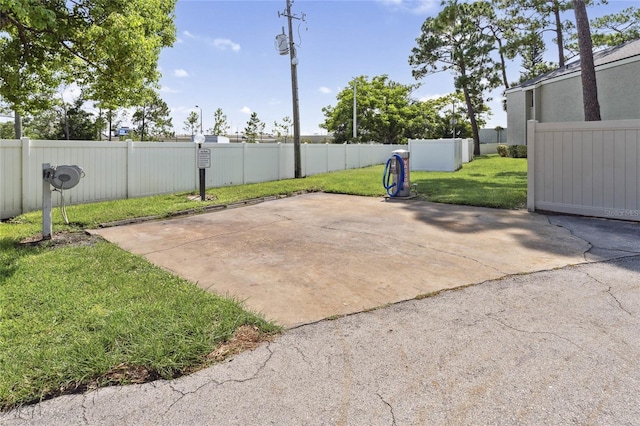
[377,392,397,425]
[546,217,593,262]
[579,269,633,316]
[162,342,276,417]
[485,313,587,352]
[548,218,640,261]
[606,286,632,316]
[293,345,312,367]
[81,394,90,425]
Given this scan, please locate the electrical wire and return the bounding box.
[53,187,70,225]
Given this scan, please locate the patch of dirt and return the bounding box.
[101,364,159,385]
[187,193,217,201]
[19,231,103,248]
[206,325,274,363]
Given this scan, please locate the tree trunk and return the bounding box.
[63,105,70,140]
[462,87,481,156]
[13,111,22,139]
[553,0,565,67]
[573,0,601,121]
[491,27,509,89]
[141,105,146,141]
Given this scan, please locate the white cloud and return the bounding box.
[318,86,332,94]
[240,106,251,115]
[160,86,180,94]
[181,31,240,52]
[212,38,241,52]
[174,69,189,78]
[419,93,448,102]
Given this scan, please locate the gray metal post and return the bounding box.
[42,163,52,239]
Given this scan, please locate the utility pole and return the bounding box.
[279,0,304,178]
[195,105,203,134]
[353,78,357,141]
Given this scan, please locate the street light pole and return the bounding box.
[195,105,203,134]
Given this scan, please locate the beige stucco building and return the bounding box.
[505,38,640,145]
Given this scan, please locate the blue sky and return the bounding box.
[159,0,637,137]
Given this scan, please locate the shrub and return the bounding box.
[508,144,519,158]
[516,145,527,158]
[497,144,508,157]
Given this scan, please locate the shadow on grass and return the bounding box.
[494,171,527,178]
[0,239,39,282]
[413,175,527,209]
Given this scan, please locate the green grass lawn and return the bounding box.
[0,154,526,410]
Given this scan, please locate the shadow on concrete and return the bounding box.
[391,192,640,270]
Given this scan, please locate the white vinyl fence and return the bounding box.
[527,119,640,221]
[1,139,401,219]
[408,139,471,171]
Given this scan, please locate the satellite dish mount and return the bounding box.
[42,163,85,239]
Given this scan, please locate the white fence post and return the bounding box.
[526,120,536,212]
[127,139,134,198]
[20,137,31,213]
[278,142,282,181]
[325,143,330,173]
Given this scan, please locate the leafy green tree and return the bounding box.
[273,116,293,142]
[57,99,96,140]
[22,110,59,140]
[22,98,96,140]
[0,103,14,138]
[183,111,199,137]
[410,1,501,154]
[0,121,14,139]
[257,120,266,142]
[0,0,177,137]
[419,93,482,139]
[105,108,127,141]
[518,30,556,82]
[321,75,420,144]
[244,112,263,143]
[132,92,173,141]
[585,6,640,48]
[208,108,230,136]
[494,0,574,68]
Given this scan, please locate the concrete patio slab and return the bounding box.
[90,193,591,328]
